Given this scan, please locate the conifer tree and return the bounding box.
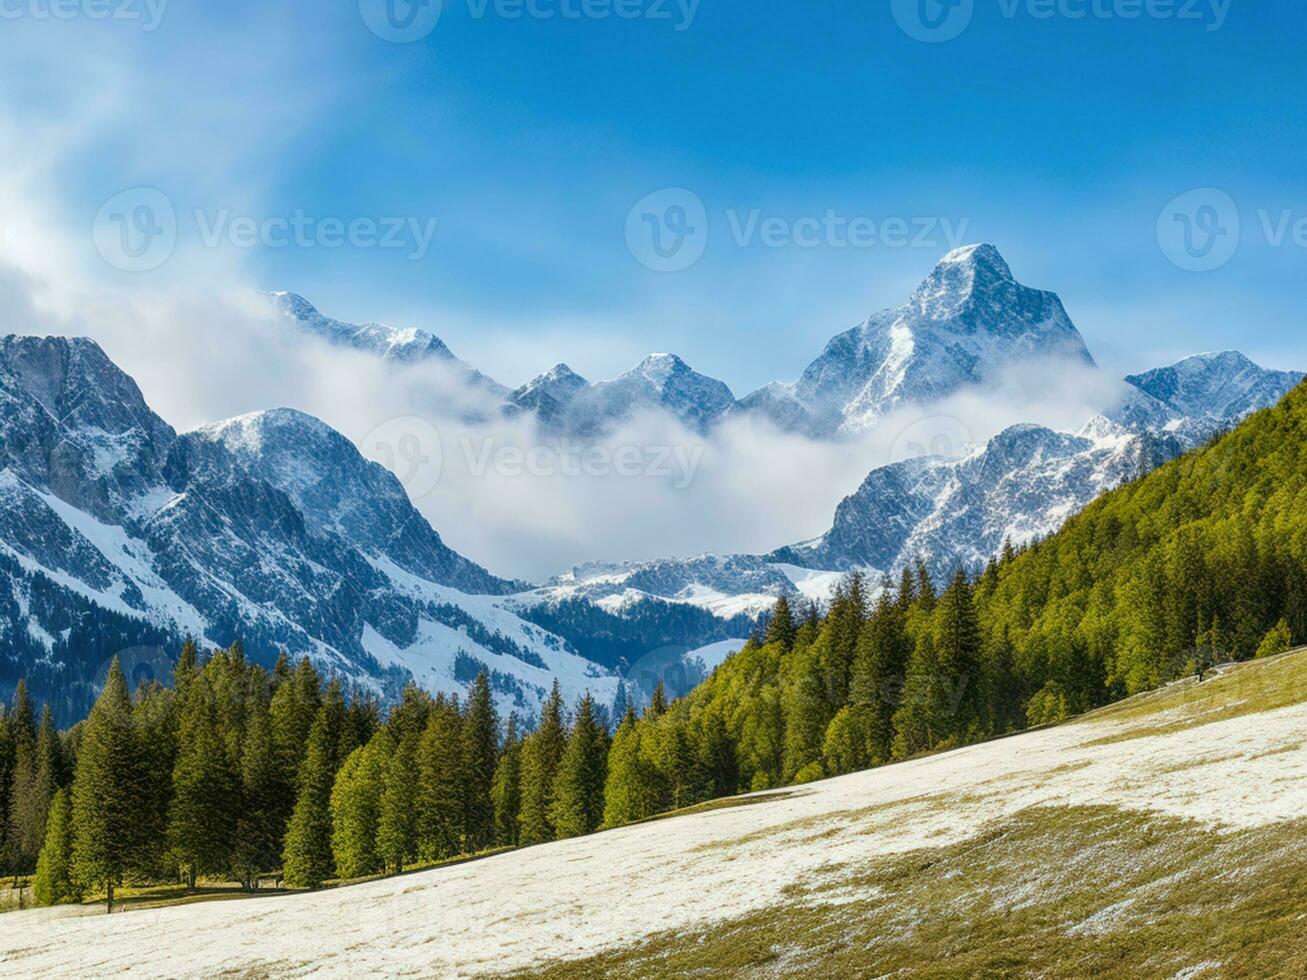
[549,694,608,839]
[130,683,176,878]
[377,731,420,873]
[282,710,337,889]
[321,678,354,773]
[781,641,827,781]
[611,682,629,726]
[984,625,1022,734]
[851,590,912,764]
[71,659,146,911]
[693,707,737,800]
[168,678,238,888]
[232,698,281,889]
[33,787,77,906]
[518,683,566,845]
[646,679,669,719]
[387,683,433,745]
[602,706,656,827]
[5,680,40,873]
[0,709,12,871]
[461,673,499,851]
[764,595,798,652]
[270,657,321,832]
[891,632,946,759]
[1256,618,1293,659]
[822,704,874,776]
[330,731,391,880]
[417,695,467,860]
[933,570,985,742]
[490,716,522,847]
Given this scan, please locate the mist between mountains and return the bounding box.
[360,415,707,497]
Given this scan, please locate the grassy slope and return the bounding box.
[519,650,1307,979]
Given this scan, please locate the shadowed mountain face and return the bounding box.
[0,335,634,723]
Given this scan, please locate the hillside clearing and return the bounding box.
[5,651,1307,978]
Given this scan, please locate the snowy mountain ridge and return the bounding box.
[0,335,627,723]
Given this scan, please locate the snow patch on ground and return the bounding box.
[10,662,1307,977]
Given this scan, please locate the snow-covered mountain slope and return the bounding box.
[1125,350,1305,423]
[771,421,1179,576]
[14,650,1307,977]
[736,244,1095,436]
[0,335,618,722]
[265,291,508,396]
[772,351,1301,577]
[587,351,1302,606]
[507,353,735,436]
[195,409,520,597]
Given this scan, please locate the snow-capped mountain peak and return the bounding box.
[264,291,508,397]
[740,245,1096,437]
[1125,350,1304,421]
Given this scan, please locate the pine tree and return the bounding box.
[0,709,12,873]
[71,659,147,911]
[603,706,657,827]
[518,683,566,845]
[33,787,78,906]
[132,680,176,880]
[781,640,827,781]
[549,694,608,839]
[611,682,629,726]
[490,717,522,847]
[1255,618,1293,659]
[173,637,200,703]
[377,732,420,873]
[231,697,281,889]
[168,678,238,888]
[330,731,391,880]
[416,695,467,860]
[321,678,354,773]
[764,595,798,652]
[281,710,337,889]
[822,704,874,776]
[5,680,40,873]
[461,673,499,852]
[270,656,321,837]
[932,570,985,743]
[851,591,912,765]
[387,683,432,745]
[646,680,669,719]
[891,630,952,759]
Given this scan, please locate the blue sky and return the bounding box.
[2,0,1305,395]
